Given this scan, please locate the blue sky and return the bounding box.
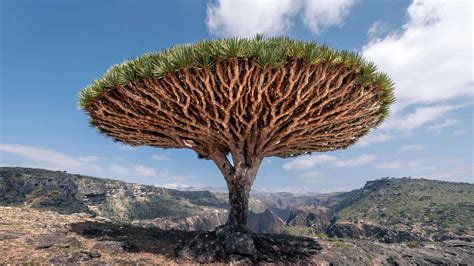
[1,0,472,193]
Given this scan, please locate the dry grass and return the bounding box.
[0,206,172,264]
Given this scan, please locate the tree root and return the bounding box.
[176,225,322,263]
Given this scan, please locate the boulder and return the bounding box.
[32,233,82,249]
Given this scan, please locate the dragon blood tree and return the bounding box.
[79,36,394,229]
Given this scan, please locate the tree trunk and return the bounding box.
[226,180,252,226]
[225,162,261,227]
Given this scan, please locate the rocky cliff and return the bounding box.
[0,167,228,230]
[286,205,331,234]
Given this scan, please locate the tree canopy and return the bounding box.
[79,37,394,160]
[79,36,394,111]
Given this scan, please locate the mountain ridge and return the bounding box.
[1,166,473,264]
[1,166,472,242]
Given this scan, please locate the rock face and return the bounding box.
[330,177,474,241]
[326,221,422,243]
[147,209,228,231]
[286,205,330,234]
[0,168,88,214]
[247,209,285,234]
[0,167,228,227]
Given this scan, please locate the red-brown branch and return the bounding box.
[87,59,385,168]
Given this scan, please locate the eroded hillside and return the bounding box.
[1,167,473,245]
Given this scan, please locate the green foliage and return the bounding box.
[333,178,474,234]
[78,36,395,123]
[407,240,421,248]
[282,226,313,237]
[313,232,329,240]
[25,188,44,202]
[367,254,374,262]
[47,190,61,197]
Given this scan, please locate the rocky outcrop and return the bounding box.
[142,209,228,231]
[176,225,322,263]
[0,167,228,224]
[0,168,88,214]
[287,205,331,234]
[247,209,286,234]
[330,177,474,242]
[326,221,423,243]
[30,233,82,249]
[314,238,474,265]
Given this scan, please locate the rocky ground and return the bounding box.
[1,206,472,264]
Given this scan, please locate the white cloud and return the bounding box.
[118,144,135,151]
[427,119,459,134]
[262,158,272,166]
[206,0,299,37]
[415,165,473,183]
[154,171,197,188]
[0,143,190,184]
[159,182,193,190]
[453,130,467,136]
[206,0,356,37]
[132,165,157,177]
[357,0,473,148]
[381,104,464,133]
[254,185,351,194]
[356,133,393,147]
[367,21,388,38]
[151,154,171,161]
[109,163,158,178]
[0,143,102,174]
[283,154,376,170]
[376,159,435,172]
[300,170,326,181]
[283,154,337,170]
[354,102,469,148]
[333,154,376,167]
[109,164,130,176]
[303,0,356,34]
[157,171,188,182]
[399,144,425,152]
[363,0,473,108]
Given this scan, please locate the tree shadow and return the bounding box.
[70,221,321,263]
[70,221,198,259]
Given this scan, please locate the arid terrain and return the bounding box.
[1,167,473,264]
[2,206,472,264]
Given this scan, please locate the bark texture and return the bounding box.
[225,160,261,226]
[85,59,387,226]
